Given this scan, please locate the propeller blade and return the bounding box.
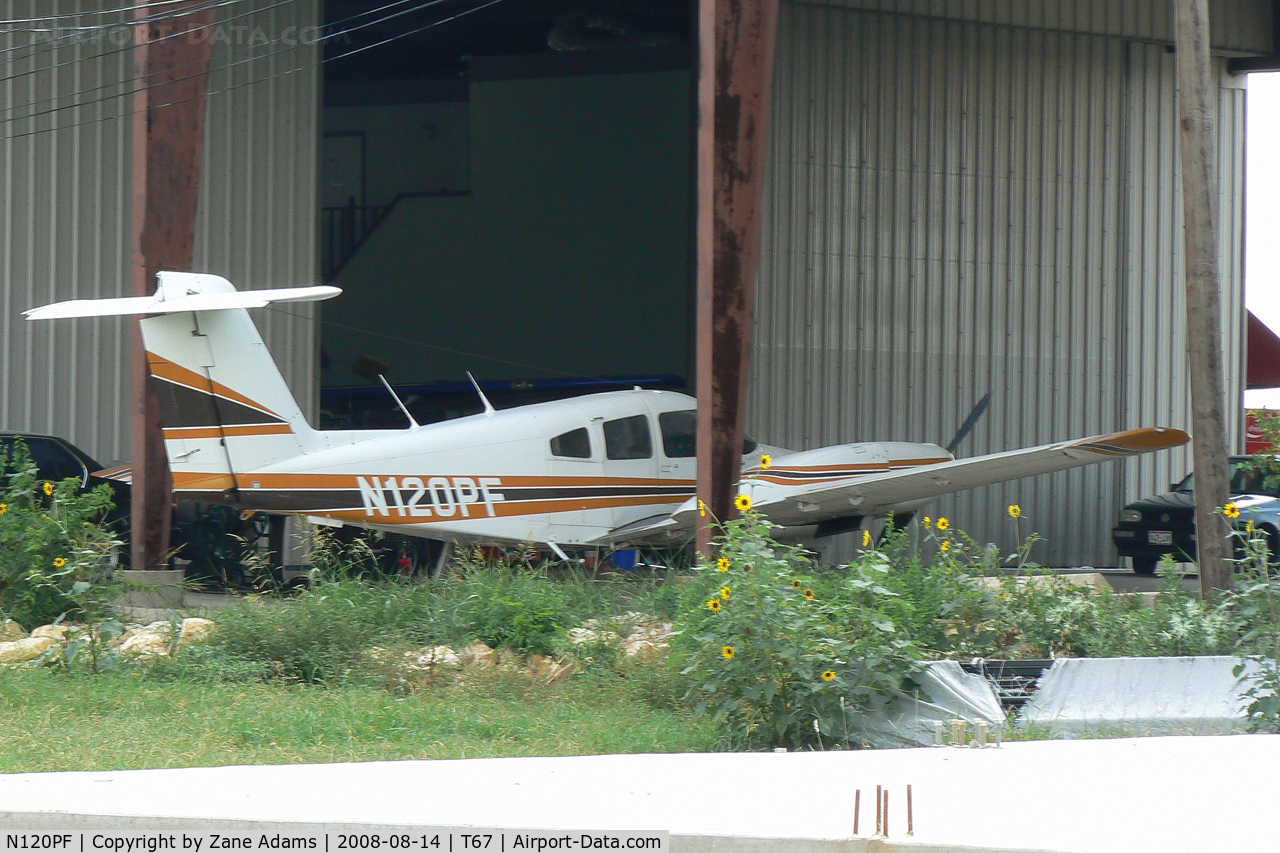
[947,391,993,456]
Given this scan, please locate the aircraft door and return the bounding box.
[546,425,595,542]
[656,409,697,482]
[600,413,661,528]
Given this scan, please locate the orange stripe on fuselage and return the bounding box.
[233,473,696,490]
[164,424,295,440]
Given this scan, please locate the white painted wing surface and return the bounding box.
[601,426,1190,545]
[23,286,342,320]
[751,427,1191,526]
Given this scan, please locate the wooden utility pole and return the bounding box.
[1174,0,1234,595]
[130,2,215,570]
[694,0,780,556]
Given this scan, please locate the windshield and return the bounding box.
[1178,459,1280,497]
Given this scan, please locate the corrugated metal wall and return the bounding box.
[752,1,1253,566]
[0,0,319,466]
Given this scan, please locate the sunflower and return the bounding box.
[936,517,950,531]
[52,557,66,568]
[821,670,836,682]
[734,493,753,512]
[1248,520,1255,533]
[1008,504,1022,519]
[790,579,803,589]
[940,540,951,552]
[698,499,708,517]
[803,588,816,601]
[862,529,872,547]
[717,555,731,572]
[760,454,773,470]
[923,516,932,529]
[42,482,54,496]
[707,598,723,613]
[1224,502,1241,519]
[720,585,731,600]
[722,644,735,660]
[0,503,6,515]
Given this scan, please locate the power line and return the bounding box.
[0,0,436,125]
[0,0,257,83]
[0,0,229,27]
[0,0,510,142]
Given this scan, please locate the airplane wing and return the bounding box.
[600,426,1189,545]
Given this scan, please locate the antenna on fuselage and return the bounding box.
[467,371,497,415]
[377,374,420,429]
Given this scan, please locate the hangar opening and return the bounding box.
[317,0,696,429]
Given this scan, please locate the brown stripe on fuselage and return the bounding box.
[235,473,697,490]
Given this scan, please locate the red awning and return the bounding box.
[1248,311,1280,390]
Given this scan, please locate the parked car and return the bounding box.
[1112,455,1280,574]
[0,432,131,530]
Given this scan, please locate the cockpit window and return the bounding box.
[659,411,696,458]
[658,410,758,457]
[550,427,591,459]
[604,415,653,460]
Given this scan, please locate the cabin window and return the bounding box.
[657,410,758,457]
[550,427,592,459]
[659,411,697,458]
[604,415,653,460]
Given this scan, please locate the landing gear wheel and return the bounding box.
[1132,556,1157,576]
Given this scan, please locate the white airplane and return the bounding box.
[28,272,1190,557]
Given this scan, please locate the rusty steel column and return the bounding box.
[130,2,215,570]
[694,0,780,556]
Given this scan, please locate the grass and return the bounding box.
[0,666,723,773]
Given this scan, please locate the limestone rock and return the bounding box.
[119,631,171,658]
[406,645,461,669]
[0,620,26,641]
[0,636,56,663]
[569,612,674,659]
[461,641,495,668]
[178,618,216,646]
[31,624,69,641]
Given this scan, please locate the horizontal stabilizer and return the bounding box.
[25,284,340,321]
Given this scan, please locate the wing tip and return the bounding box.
[1075,427,1191,454]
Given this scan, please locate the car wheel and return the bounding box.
[1133,556,1157,576]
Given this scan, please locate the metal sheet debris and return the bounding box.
[851,659,1006,748]
[1018,655,1266,737]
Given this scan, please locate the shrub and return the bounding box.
[674,511,922,749]
[0,441,121,628]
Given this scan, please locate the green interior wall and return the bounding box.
[322,68,692,389]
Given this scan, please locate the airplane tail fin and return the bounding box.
[26,272,341,503]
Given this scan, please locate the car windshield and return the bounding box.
[1178,459,1280,497]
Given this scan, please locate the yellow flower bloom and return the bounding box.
[720,585,731,600]
[821,670,836,682]
[940,540,951,552]
[722,644,735,659]
[803,588,816,601]
[923,516,932,529]
[734,493,753,512]
[52,557,66,568]
[42,482,54,496]
[760,454,773,469]
[790,579,803,589]
[707,598,722,613]
[698,499,708,517]
[0,503,6,515]
[1247,520,1255,533]
[1224,502,1241,519]
[717,555,731,572]
[936,517,950,531]
[862,529,872,547]
[1008,504,1022,519]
